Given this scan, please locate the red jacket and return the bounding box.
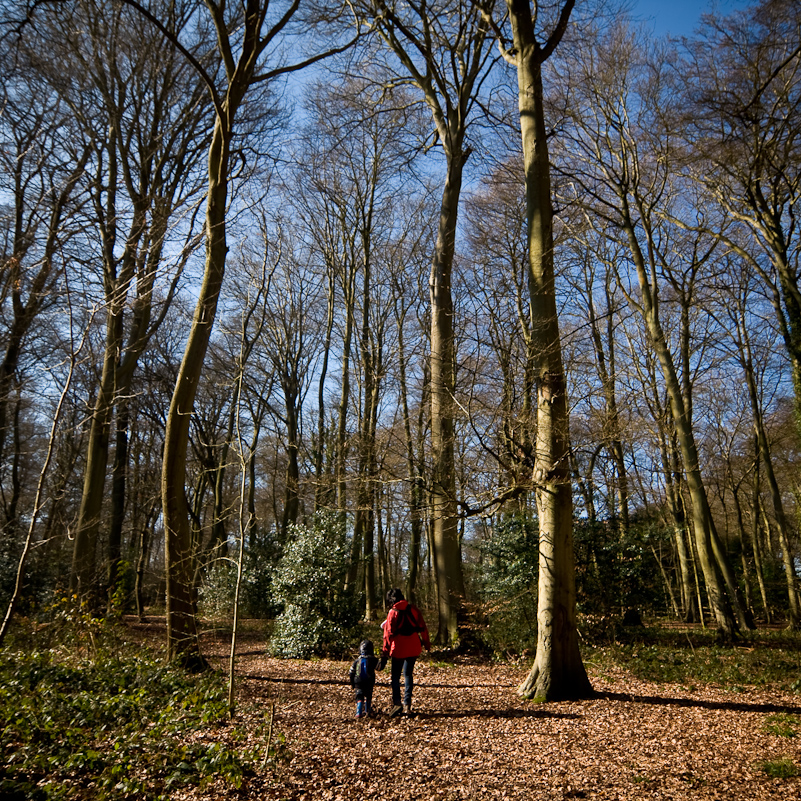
[381,600,431,659]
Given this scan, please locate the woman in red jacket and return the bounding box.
[381,588,431,717]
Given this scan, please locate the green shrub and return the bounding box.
[469,514,539,656]
[0,647,255,800]
[269,513,361,658]
[573,517,666,624]
[198,558,238,622]
[198,529,283,622]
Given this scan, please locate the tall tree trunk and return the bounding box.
[396,298,424,603]
[430,149,467,644]
[731,485,755,618]
[71,289,126,602]
[750,445,772,622]
[163,108,232,668]
[315,263,336,510]
[281,383,301,535]
[507,0,592,702]
[107,399,130,609]
[586,267,629,533]
[337,260,356,520]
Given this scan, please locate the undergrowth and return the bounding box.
[0,630,274,800]
[584,625,801,691]
[757,758,799,779]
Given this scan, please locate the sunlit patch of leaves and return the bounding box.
[584,627,801,691]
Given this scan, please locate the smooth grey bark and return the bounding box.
[500,0,592,701]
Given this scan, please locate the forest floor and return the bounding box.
[144,622,801,801]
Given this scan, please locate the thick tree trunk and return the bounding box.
[71,299,125,602]
[509,0,591,701]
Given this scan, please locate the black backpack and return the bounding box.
[396,605,423,636]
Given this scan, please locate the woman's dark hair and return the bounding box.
[386,588,404,607]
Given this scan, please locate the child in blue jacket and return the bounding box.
[348,639,384,718]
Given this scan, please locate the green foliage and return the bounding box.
[198,530,283,622]
[0,646,257,800]
[468,512,671,657]
[18,593,117,657]
[242,530,283,618]
[763,713,800,738]
[198,558,239,622]
[269,513,361,658]
[573,518,666,623]
[469,514,539,656]
[757,758,799,779]
[585,627,801,690]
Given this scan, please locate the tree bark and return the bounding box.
[162,109,231,667]
[430,150,467,644]
[507,0,592,701]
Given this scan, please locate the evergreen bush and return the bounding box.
[268,513,361,658]
[470,514,539,656]
[198,529,282,622]
[0,638,253,799]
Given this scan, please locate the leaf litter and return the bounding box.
[169,638,801,801]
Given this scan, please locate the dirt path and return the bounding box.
[181,641,801,800]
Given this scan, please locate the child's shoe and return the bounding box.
[356,701,366,718]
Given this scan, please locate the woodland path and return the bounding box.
[167,628,801,801]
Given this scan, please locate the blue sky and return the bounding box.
[633,0,751,37]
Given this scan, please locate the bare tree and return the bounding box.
[0,275,93,645]
[713,261,800,626]
[120,0,357,665]
[491,0,592,700]
[558,19,749,637]
[353,0,500,643]
[0,32,89,536]
[44,0,212,604]
[683,0,801,435]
